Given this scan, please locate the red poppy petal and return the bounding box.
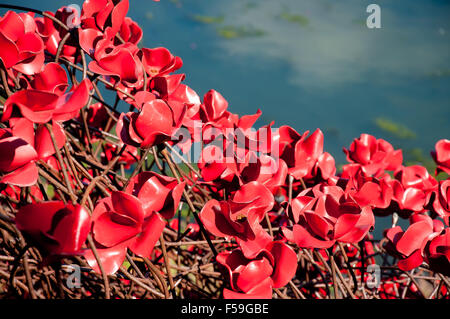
[316,152,336,180]
[51,205,91,254]
[34,121,66,159]
[238,109,262,131]
[129,212,166,258]
[266,241,298,288]
[83,241,128,275]
[305,211,333,239]
[235,258,273,293]
[110,0,129,36]
[126,172,171,216]
[9,118,35,147]
[0,32,19,68]
[336,206,374,243]
[3,89,58,123]
[0,11,25,42]
[116,113,141,147]
[435,139,450,165]
[142,47,174,76]
[202,89,228,121]
[223,277,273,299]
[232,182,274,222]
[111,191,145,223]
[16,32,44,57]
[284,224,335,249]
[237,227,273,260]
[159,180,186,220]
[53,79,91,122]
[396,220,433,256]
[0,136,37,172]
[78,28,104,56]
[32,62,68,94]
[334,213,360,239]
[199,200,235,238]
[93,211,141,247]
[135,99,173,138]
[216,249,249,273]
[397,249,423,271]
[386,226,403,244]
[82,0,109,18]
[15,201,65,238]
[0,161,38,187]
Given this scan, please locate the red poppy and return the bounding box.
[239,153,288,192]
[31,62,68,95]
[9,118,66,160]
[88,41,144,90]
[274,125,303,167]
[343,134,403,177]
[0,128,38,186]
[141,47,182,79]
[426,227,450,276]
[431,139,450,175]
[85,191,166,274]
[430,180,450,225]
[124,171,186,219]
[200,89,229,122]
[168,83,201,128]
[384,214,441,271]
[199,182,275,258]
[0,11,44,75]
[341,164,393,210]
[289,129,335,180]
[388,165,437,215]
[119,17,143,45]
[197,140,237,183]
[81,0,129,37]
[15,201,91,255]
[283,184,375,249]
[35,11,78,62]
[197,89,240,130]
[2,78,91,123]
[116,97,185,149]
[217,241,298,299]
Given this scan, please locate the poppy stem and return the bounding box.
[55,32,71,64]
[45,123,77,204]
[159,234,176,297]
[0,63,12,97]
[119,265,165,298]
[338,242,359,293]
[143,257,170,299]
[86,234,110,299]
[122,146,150,190]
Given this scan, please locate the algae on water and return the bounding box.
[217,25,266,39]
[279,12,310,27]
[191,15,224,25]
[374,117,416,139]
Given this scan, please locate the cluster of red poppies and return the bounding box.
[0,0,449,299]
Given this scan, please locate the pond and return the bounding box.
[3,0,450,238]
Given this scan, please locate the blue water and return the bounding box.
[3,0,450,237]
